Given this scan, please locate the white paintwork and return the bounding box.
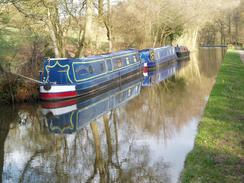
[49,58,68,61]
[144,63,148,67]
[41,104,77,116]
[40,85,76,93]
[143,72,148,77]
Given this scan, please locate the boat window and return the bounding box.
[73,61,107,81]
[118,59,122,67]
[126,57,130,64]
[106,59,112,71]
[100,63,106,72]
[113,58,124,70]
[89,65,94,73]
[74,64,90,76]
[78,69,89,75]
[133,56,137,63]
[163,50,167,57]
[128,88,132,96]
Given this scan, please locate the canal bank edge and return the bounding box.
[240,50,244,64]
[181,50,244,183]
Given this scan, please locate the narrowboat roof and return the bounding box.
[48,58,68,61]
[175,46,189,52]
[154,46,172,50]
[139,46,173,52]
[139,49,150,52]
[101,49,137,57]
[47,49,138,62]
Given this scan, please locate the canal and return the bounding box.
[0,48,226,183]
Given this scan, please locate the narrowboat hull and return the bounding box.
[176,51,190,61]
[40,49,142,101]
[40,67,141,101]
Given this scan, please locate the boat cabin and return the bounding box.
[139,46,177,68]
[41,49,140,85]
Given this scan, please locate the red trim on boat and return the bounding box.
[40,91,78,100]
[143,67,149,73]
[42,99,77,108]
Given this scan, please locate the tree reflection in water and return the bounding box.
[1,109,170,182]
[0,48,226,183]
[87,113,170,183]
[0,107,18,183]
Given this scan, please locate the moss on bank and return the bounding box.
[181,50,244,182]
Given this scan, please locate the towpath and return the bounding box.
[239,50,244,63]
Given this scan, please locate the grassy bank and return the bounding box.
[181,50,244,182]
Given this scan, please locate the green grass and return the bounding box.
[181,50,244,183]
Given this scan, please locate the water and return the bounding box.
[0,48,225,183]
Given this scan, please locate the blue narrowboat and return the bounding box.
[41,76,142,134]
[40,49,141,100]
[139,46,177,71]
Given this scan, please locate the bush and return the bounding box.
[0,77,39,104]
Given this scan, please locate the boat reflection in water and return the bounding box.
[142,59,189,87]
[41,75,143,134]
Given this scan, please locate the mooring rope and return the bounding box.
[7,72,43,84]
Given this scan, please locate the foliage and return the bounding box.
[0,77,39,104]
[199,1,244,46]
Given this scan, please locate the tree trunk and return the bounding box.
[47,8,60,57]
[239,1,244,44]
[104,0,112,52]
[0,108,17,183]
[83,0,94,53]
[228,14,232,43]
[98,0,104,17]
[75,29,85,57]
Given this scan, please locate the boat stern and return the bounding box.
[40,84,77,100]
[139,49,156,70]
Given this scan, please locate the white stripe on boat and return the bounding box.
[49,58,68,61]
[41,104,77,116]
[143,73,148,77]
[40,85,76,93]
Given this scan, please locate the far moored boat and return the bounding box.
[175,45,190,61]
